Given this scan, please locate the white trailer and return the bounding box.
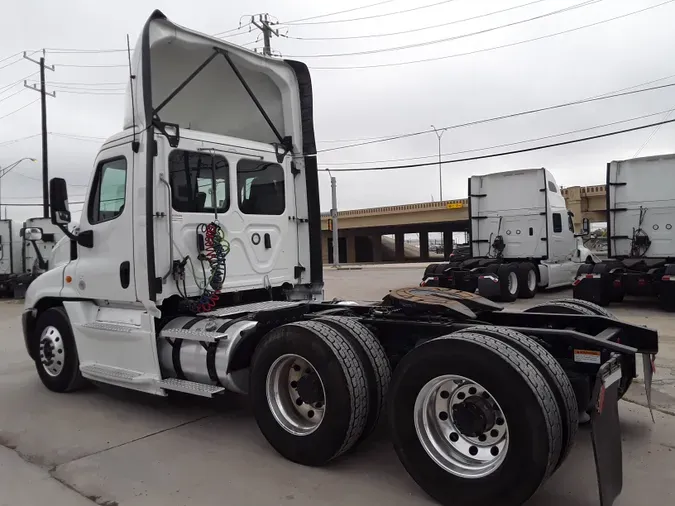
[0,219,17,295]
[423,168,596,301]
[18,11,658,506]
[574,153,675,310]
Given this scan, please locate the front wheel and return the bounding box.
[33,307,87,392]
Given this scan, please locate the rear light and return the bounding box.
[573,279,581,286]
[638,279,646,286]
[663,275,674,281]
[613,279,621,287]
[585,274,594,279]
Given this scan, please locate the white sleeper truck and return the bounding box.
[423,168,596,301]
[20,11,658,506]
[574,154,675,310]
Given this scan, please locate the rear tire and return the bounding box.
[388,333,561,506]
[33,307,87,393]
[250,320,368,466]
[315,316,391,440]
[497,264,519,302]
[516,262,537,299]
[453,326,577,471]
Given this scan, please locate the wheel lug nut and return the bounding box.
[490,429,499,438]
[469,387,477,395]
[440,390,449,399]
[491,446,499,456]
[290,381,298,388]
[478,434,487,442]
[449,432,459,442]
[496,417,504,426]
[469,446,478,456]
[457,392,465,400]
[307,410,315,418]
[315,402,323,408]
[439,411,448,421]
[292,365,301,372]
[482,391,490,399]
[295,398,303,406]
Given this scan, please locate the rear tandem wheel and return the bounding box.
[388,332,562,506]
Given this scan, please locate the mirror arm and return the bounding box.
[29,240,47,271]
[54,224,94,248]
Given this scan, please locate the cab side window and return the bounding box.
[552,212,563,233]
[568,214,575,233]
[237,160,285,215]
[88,157,127,224]
[169,150,229,213]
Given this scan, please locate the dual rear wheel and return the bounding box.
[252,319,573,506]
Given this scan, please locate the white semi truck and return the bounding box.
[574,154,675,310]
[19,11,658,506]
[423,168,597,301]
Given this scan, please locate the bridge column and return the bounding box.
[322,232,330,264]
[346,234,356,264]
[419,232,429,261]
[443,230,453,260]
[395,233,405,262]
[371,234,383,262]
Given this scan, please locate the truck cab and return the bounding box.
[423,168,592,301]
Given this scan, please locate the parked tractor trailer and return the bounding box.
[20,11,658,506]
[423,168,597,301]
[574,154,675,310]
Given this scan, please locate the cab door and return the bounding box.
[71,142,137,302]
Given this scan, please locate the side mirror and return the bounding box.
[50,178,71,225]
[21,227,43,241]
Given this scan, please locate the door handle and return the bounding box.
[264,233,271,249]
[120,261,130,289]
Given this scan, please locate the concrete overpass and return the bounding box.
[321,184,607,264]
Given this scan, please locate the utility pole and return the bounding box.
[328,170,340,268]
[23,51,55,218]
[430,125,446,202]
[251,14,279,56]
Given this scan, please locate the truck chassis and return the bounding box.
[22,287,657,506]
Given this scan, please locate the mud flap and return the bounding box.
[642,353,656,423]
[477,274,500,299]
[590,356,623,506]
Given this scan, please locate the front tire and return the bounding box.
[33,307,87,393]
[250,320,369,466]
[388,333,562,506]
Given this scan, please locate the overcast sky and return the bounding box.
[0,0,673,224]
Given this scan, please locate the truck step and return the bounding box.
[159,328,227,343]
[158,378,225,397]
[80,364,149,383]
[200,300,305,317]
[81,321,137,333]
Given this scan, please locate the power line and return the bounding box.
[0,133,42,148]
[50,132,107,142]
[324,118,675,172]
[284,0,547,40]
[53,63,128,68]
[0,57,24,71]
[310,0,675,69]
[0,51,24,65]
[281,0,396,24]
[56,90,125,95]
[0,99,39,121]
[0,88,26,104]
[632,108,675,157]
[0,71,39,95]
[318,72,675,144]
[45,48,127,54]
[314,82,675,154]
[324,109,674,166]
[278,0,458,25]
[212,21,254,38]
[288,0,602,58]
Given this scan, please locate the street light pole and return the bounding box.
[0,157,37,219]
[430,125,446,201]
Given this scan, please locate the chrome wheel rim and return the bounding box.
[414,374,509,479]
[507,271,518,295]
[527,269,537,291]
[266,354,326,436]
[39,326,65,377]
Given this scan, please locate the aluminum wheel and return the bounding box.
[39,326,65,377]
[507,271,518,295]
[266,354,326,436]
[527,269,537,292]
[414,374,509,479]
